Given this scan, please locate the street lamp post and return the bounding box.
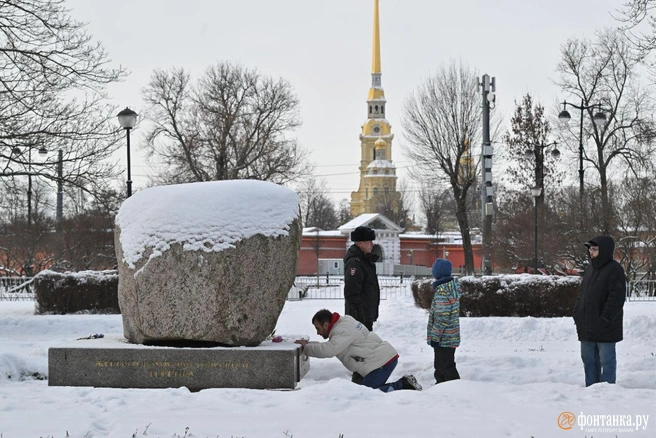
[34,147,63,266]
[523,142,560,206]
[530,186,542,274]
[23,146,48,275]
[117,107,138,197]
[56,149,63,226]
[557,100,606,210]
[53,149,64,266]
[27,147,32,234]
[524,142,560,275]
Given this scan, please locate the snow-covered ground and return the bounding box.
[0,294,654,437]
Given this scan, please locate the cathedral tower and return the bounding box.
[350,0,401,218]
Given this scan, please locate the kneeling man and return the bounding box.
[295,309,422,392]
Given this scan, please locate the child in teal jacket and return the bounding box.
[427,258,461,384]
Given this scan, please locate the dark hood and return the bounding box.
[586,235,615,270]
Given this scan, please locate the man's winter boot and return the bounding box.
[401,374,422,391]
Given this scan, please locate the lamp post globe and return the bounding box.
[117,107,137,129]
[530,187,543,198]
[593,111,606,128]
[117,107,137,197]
[558,109,571,124]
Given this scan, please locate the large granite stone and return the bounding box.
[114,180,302,346]
[48,336,309,390]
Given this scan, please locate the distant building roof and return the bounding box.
[301,229,344,237]
[339,214,379,230]
[338,213,402,233]
[399,230,482,244]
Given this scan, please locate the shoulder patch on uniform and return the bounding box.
[349,267,357,276]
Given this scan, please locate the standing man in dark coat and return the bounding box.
[573,235,626,387]
[343,226,381,331]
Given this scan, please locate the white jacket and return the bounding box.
[303,315,398,377]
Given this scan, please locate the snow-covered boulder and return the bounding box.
[114,180,301,346]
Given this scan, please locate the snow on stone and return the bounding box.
[115,180,299,268]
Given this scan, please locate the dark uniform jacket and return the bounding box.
[573,235,626,343]
[343,244,380,325]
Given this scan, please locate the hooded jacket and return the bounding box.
[343,244,380,323]
[573,235,626,343]
[302,314,398,377]
[428,259,461,348]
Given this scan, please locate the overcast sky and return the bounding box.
[66,0,622,203]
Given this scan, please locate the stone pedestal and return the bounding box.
[48,336,309,390]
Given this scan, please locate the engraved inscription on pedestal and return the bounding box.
[48,340,309,390]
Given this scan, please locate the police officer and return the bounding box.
[343,226,381,331]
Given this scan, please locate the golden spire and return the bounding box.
[367,0,385,102]
[372,0,381,74]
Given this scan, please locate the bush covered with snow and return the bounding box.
[412,274,581,317]
[34,270,119,314]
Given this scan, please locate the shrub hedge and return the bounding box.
[34,270,120,314]
[411,274,581,317]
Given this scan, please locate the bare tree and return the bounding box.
[490,188,535,271]
[142,63,312,185]
[0,179,55,276]
[297,177,338,230]
[402,62,483,275]
[615,0,656,72]
[372,178,413,229]
[296,177,337,284]
[418,183,450,235]
[615,176,656,279]
[556,28,656,234]
[336,199,352,225]
[549,184,611,269]
[0,183,121,274]
[0,0,126,199]
[492,184,583,273]
[57,211,118,272]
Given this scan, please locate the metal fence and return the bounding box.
[287,275,411,300]
[3,275,412,302]
[0,277,35,301]
[627,280,656,301]
[7,275,652,303]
